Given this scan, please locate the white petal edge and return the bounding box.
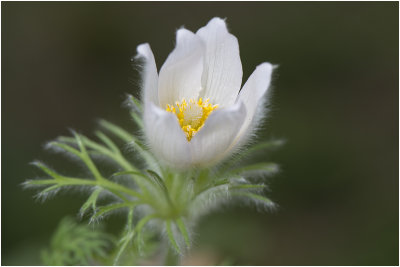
[143,102,191,168]
[235,62,274,143]
[189,101,247,167]
[158,28,205,108]
[196,17,243,107]
[136,43,159,105]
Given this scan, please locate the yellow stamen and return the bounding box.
[166,98,218,141]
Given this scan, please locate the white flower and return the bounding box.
[136,17,274,169]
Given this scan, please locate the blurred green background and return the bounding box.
[2,2,398,265]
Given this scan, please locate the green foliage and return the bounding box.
[25,95,282,264]
[41,217,113,265]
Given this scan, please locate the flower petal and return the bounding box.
[189,101,246,167]
[143,102,191,168]
[158,28,205,108]
[136,43,159,104]
[196,17,243,107]
[236,62,274,141]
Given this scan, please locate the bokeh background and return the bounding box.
[2,2,398,265]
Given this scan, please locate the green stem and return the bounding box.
[164,244,180,266]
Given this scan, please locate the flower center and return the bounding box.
[166,98,218,141]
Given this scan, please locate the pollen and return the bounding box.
[166,98,218,141]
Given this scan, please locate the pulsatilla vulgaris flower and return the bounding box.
[137,17,274,169]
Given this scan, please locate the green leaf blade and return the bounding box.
[166,220,181,255]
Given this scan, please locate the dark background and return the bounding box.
[2,2,398,265]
